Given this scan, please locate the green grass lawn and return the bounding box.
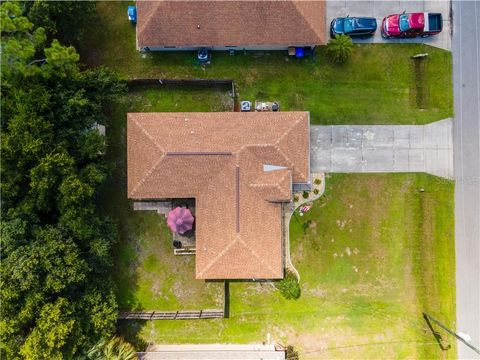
[80,2,453,125]
[113,210,224,311]
[115,174,456,359]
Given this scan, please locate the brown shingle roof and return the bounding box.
[136,0,326,48]
[128,112,310,279]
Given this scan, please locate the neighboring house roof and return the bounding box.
[136,0,326,48]
[127,112,310,280]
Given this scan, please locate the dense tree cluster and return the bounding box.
[1,2,125,358]
[24,1,96,46]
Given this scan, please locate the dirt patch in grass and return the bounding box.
[410,58,430,109]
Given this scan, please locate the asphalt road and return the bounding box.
[452,1,480,358]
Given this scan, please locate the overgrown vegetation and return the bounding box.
[275,271,301,300]
[86,336,137,360]
[24,1,96,46]
[286,345,299,360]
[0,2,126,357]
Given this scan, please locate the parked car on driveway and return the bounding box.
[330,16,377,38]
[381,12,442,38]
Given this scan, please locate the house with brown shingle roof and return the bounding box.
[136,0,326,51]
[127,112,310,280]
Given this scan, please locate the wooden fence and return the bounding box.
[118,309,224,320]
[125,78,233,87]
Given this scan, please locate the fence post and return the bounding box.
[224,281,230,318]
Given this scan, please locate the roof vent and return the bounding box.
[197,24,200,29]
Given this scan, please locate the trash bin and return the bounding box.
[295,47,304,58]
[128,6,137,24]
[241,101,252,112]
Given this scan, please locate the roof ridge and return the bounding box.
[277,145,307,181]
[273,145,295,171]
[276,170,293,200]
[132,116,165,153]
[129,118,166,197]
[129,154,166,197]
[136,2,161,44]
[275,116,309,181]
[197,235,240,278]
[291,1,325,42]
[240,144,288,166]
[242,142,306,183]
[237,237,277,278]
[250,168,290,190]
[198,231,278,279]
[251,170,292,201]
[275,114,304,147]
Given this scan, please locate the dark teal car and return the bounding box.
[330,16,377,38]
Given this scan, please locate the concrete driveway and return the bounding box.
[327,0,452,51]
[310,118,453,179]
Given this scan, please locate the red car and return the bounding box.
[382,12,442,38]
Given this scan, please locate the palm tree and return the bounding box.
[86,336,137,360]
[326,34,354,63]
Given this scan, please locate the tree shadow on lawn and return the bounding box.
[116,319,148,351]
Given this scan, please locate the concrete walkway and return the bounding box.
[327,0,452,51]
[310,118,453,179]
[139,344,285,360]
